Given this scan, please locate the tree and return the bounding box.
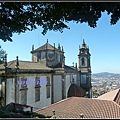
[1,2,120,42]
[0,46,6,64]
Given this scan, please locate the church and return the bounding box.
[0,39,92,111]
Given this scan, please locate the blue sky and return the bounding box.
[1,11,120,74]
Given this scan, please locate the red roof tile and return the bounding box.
[67,84,86,97]
[97,88,120,105]
[35,97,120,118]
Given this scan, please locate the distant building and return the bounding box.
[0,39,92,111]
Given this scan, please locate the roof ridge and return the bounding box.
[5,102,13,111]
[97,88,120,101]
[31,42,62,53]
[93,97,112,101]
[35,97,73,112]
[19,60,34,63]
[113,88,120,102]
[35,97,120,118]
[8,60,15,67]
[111,100,120,108]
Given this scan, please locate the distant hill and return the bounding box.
[92,72,120,77]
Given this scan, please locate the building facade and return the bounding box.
[0,39,92,111]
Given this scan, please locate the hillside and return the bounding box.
[92,72,120,77]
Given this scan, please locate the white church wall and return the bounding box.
[45,75,51,107]
[65,74,71,98]
[38,76,51,109]
[25,76,35,106]
[18,75,51,111]
[53,75,62,103]
[6,78,15,105]
[73,74,77,84]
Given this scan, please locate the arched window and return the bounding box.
[81,57,85,66]
[58,54,60,62]
[41,52,45,59]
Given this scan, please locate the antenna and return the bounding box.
[38,34,40,47]
[81,33,82,44]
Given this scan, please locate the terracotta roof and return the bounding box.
[67,84,86,97]
[31,42,62,53]
[35,97,120,118]
[114,89,120,105]
[64,65,77,72]
[2,102,32,112]
[0,60,52,70]
[97,88,120,105]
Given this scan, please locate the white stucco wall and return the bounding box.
[73,74,77,84]
[6,78,15,105]
[53,75,62,103]
[65,74,78,98]
[38,76,51,109]
[18,75,51,111]
[65,75,71,98]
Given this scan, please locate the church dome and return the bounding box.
[67,83,86,97]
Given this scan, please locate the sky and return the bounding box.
[1,11,120,74]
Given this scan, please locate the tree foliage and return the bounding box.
[1,2,120,42]
[0,46,6,64]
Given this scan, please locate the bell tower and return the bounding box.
[78,39,92,98]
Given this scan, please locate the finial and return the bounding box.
[16,56,19,68]
[4,54,7,68]
[82,39,86,48]
[62,46,64,52]
[52,110,55,115]
[75,63,77,70]
[83,39,85,44]
[58,43,60,50]
[46,40,48,49]
[32,45,34,51]
[72,62,74,67]
[80,114,84,118]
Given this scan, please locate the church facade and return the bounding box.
[0,39,92,111]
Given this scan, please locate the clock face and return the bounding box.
[48,52,54,60]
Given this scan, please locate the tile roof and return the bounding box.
[114,89,120,105]
[67,84,86,97]
[64,65,77,72]
[0,60,52,70]
[35,97,120,118]
[97,88,120,102]
[31,42,62,53]
[2,102,32,112]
